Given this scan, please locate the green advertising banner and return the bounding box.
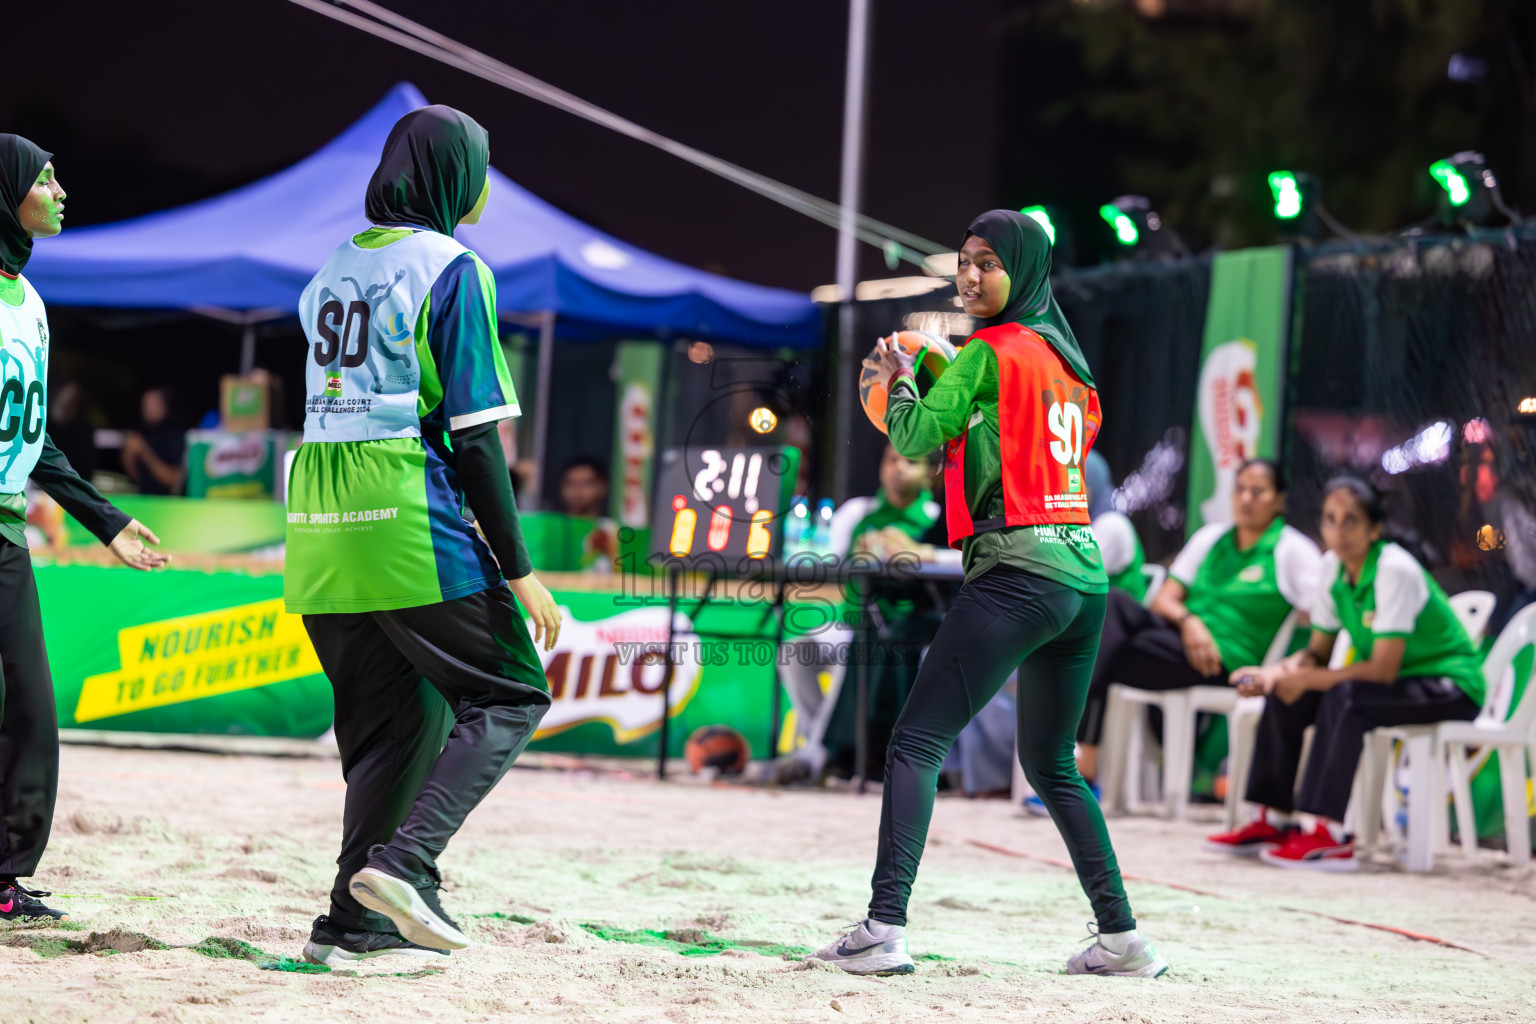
[37,564,333,737]
[1186,246,1295,535]
[609,341,664,529]
[37,562,801,759]
[60,494,288,552]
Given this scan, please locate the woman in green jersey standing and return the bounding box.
[0,135,168,923]
[285,107,562,964]
[810,210,1166,978]
[1209,476,1483,870]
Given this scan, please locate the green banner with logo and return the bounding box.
[1186,246,1295,534]
[610,341,664,529]
[37,561,803,759]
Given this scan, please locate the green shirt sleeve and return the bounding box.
[884,340,995,458]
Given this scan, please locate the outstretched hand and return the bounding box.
[108,519,171,572]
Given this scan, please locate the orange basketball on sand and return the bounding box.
[859,330,958,434]
[684,725,751,775]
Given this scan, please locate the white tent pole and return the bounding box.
[834,0,872,503]
[530,310,556,510]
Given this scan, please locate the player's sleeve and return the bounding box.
[884,340,993,459]
[1168,523,1227,588]
[427,253,521,435]
[1371,546,1430,637]
[1092,511,1138,576]
[31,434,131,545]
[1309,551,1343,634]
[1275,527,1324,611]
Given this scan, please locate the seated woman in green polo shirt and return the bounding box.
[1076,459,1322,784]
[1207,476,1483,871]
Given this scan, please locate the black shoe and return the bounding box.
[301,914,451,966]
[0,881,70,922]
[349,845,470,951]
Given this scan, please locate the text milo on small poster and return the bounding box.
[1186,246,1295,534]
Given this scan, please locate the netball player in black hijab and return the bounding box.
[810,211,1167,978]
[0,135,169,923]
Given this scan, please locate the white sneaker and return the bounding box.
[1065,927,1169,978]
[807,918,916,975]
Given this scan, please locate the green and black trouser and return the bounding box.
[868,564,1135,933]
[0,542,59,880]
[303,584,551,933]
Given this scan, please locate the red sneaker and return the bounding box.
[1205,818,1296,855]
[1258,826,1357,872]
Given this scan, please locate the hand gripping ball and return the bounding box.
[858,330,958,435]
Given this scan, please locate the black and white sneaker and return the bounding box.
[807,918,915,975]
[0,882,69,922]
[349,846,470,951]
[301,914,451,966]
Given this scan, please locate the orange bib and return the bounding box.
[944,324,1102,547]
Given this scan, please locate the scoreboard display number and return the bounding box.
[650,446,800,565]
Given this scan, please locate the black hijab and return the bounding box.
[0,134,51,276]
[964,209,1094,387]
[364,105,489,237]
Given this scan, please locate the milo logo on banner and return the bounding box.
[1186,246,1293,534]
[532,606,699,743]
[1195,338,1263,527]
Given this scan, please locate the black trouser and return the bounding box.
[1245,677,1479,822]
[0,542,58,879]
[303,584,551,932]
[1077,588,1227,746]
[868,566,1134,933]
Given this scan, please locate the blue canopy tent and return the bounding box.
[26,82,820,498]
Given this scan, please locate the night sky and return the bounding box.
[2,0,1004,292]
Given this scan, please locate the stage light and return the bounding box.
[1269,171,1303,219]
[1100,204,1139,246]
[1429,160,1471,207]
[1097,196,1184,258]
[1430,151,1519,226]
[748,407,777,434]
[1020,205,1057,245]
[1520,397,1536,415]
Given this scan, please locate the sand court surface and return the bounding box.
[2,742,1533,1024]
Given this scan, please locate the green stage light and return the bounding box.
[1020,205,1056,244]
[1099,204,1139,246]
[1430,159,1471,207]
[1268,171,1303,219]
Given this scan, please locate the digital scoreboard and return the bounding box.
[649,446,801,566]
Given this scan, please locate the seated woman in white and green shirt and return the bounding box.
[1077,459,1322,783]
[1207,476,1483,871]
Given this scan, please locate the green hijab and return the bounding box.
[964,209,1094,387]
[0,134,51,276]
[364,105,489,237]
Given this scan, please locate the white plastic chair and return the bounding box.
[1449,590,1497,645]
[1358,603,1536,872]
[1100,608,1301,819]
[1139,564,1167,609]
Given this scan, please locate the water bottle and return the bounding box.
[784,496,810,557]
[814,498,835,553]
